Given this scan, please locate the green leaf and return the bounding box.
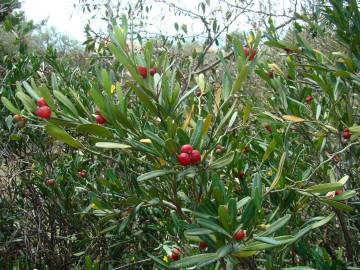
[190,118,203,148]
[232,64,249,93]
[283,267,316,270]
[242,103,252,123]
[169,253,218,269]
[310,213,335,229]
[322,199,353,212]
[218,205,231,231]
[129,83,159,117]
[184,228,214,236]
[262,138,277,162]
[305,183,343,193]
[268,152,286,192]
[101,69,111,95]
[334,190,356,201]
[54,90,79,116]
[22,81,40,100]
[95,142,131,149]
[45,124,82,148]
[16,92,36,113]
[210,151,235,169]
[1,97,20,114]
[39,85,56,110]
[147,253,169,268]
[77,124,113,138]
[137,169,175,182]
[253,236,280,245]
[259,214,291,236]
[197,218,231,237]
[217,245,233,258]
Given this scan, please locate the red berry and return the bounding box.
[342,129,351,140]
[306,95,313,104]
[238,171,245,179]
[178,153,191,166]
[284,48,293,54]
[46,179,55,186]
[335,189,343,196]
[181,144,194,154]
[263,122,272,133]
[96,114,106,124]
[190,150,201,165]
[79,170,87,178]
[199,241,208,250]
[170,248,181,261]
[234,230,245,241]
[37,97,48,107]
[215,148,223,154]
[13,114,23,122]
[137,65,147,78]
[150,67,156,76]
[267,70,274,78]
[36,106,52,119]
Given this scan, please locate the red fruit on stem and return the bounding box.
[267,70,274,78]
[190,150,201,165]
[178,153,191,166]
[13,114,23,122]
[306,95,313,104]
[234,230,245,241]
[79,170,87,178]
[342,129,351,140]
[238,171,245,179]
[199,241,208,250]
[96,114,106,124]
[137,65,147,78]
[181,144,194,154]
[150,67,156,76]
[37,97,48,107]
[263,122,272,133]
[46,179,55,186]
[171,248,181,261]
[284,48,293,54]
[243,46,256,61]
[335,189,343,196]
[36,106,52,119]
[215,148,223,154]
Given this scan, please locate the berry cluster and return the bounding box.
[95,108,106,124]
[36,97,52,119]
[243,46,256,61]
[137,65,156,79]
[177,144,201,166]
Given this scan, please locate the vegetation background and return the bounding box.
[0,0,359,269]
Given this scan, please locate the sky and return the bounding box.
[21,0,86,40]
[20,0,293,43]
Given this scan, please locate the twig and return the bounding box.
[113,258,151,269]
[305,141,360,182]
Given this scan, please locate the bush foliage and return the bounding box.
[1,0,359,269]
